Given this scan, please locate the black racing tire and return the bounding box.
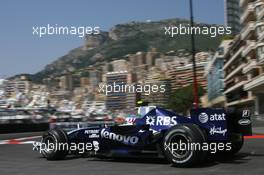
[162,124,207,167]
[226,133,244,156]
[41,128,69,160]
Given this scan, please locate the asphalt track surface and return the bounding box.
[0,131,264,175]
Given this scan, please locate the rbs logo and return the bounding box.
[146,116,177,126]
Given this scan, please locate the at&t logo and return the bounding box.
[198,113,209,123]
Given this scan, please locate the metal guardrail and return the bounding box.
[0,123,49,134]
[0,121,116,134]
[49,121,115,131]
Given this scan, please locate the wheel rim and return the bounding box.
[167,133,191,159]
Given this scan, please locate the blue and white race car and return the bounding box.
[37,107,252,167]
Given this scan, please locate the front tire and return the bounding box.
[162,124,207,167]
[41,128,69,160]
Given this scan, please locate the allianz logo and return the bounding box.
[198,112,226,123]
[101,129,139,144]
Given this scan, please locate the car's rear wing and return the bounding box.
[190,108,252,141]
[226,108,252,136]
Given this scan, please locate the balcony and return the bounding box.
[244,73,264,92]
[242,41,256,57]
[256,22,264,41]
[239,0,246,7]
[255,0,264,20]
[256,42,264,63]
[223,46,244,70]
[258,31,264,41]
[240,3,256,24]
[224,80,248,94]
[226,96,255,107]
[243,60,258,73]
[258,7,264,19]
[225,63,246,81]
[241,22,256,40]
[240,0,252,8]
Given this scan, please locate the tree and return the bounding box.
[168,84,204,115]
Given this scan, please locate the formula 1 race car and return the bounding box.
[37,107,252,167]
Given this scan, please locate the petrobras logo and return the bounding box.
[100,129,139,144]
[146,116,177,126]
[84,129,100,138]
[198,112,226,123]
[84,129,99,134]
[198,113,208,123]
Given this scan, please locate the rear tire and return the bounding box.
[162,124,207,167]
[225,133,244,156]
[41,128,69,160]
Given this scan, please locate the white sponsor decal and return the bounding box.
[242,110,250,117]
[84,130,100,138]
[100,129,139,144]
[209,113,226,121]
[209,126,227,136]
[198,113,208,123]
[146,116,155,125]
[146,116,177,126]
[84,129,99,134]
[89,134,100,138]
[126,117,136,124]
[198,113,226,123]
[238,119,251,125]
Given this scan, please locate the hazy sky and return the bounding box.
[0,0,224,78]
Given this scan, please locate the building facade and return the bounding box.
[105,71,136,111]
[167,52,209,91]
[225,0,242,34]
[240,0,264,115]
[4,76,32,98]
[205,40,232,107]
[142,67,171,107]
[223,0,264,115]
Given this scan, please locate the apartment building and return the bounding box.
[4,76,32,98]
[205,40,232,107]
[223,0,264,115]
[142,67,171,107]
[0,79,6,99]
[59,74,73,91]
[110,59,130,72]
[104,71,136,111]
[241,0,264,115]
[167,52,209,91]
[225,0,242,34]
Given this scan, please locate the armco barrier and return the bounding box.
[0,123,49,134]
